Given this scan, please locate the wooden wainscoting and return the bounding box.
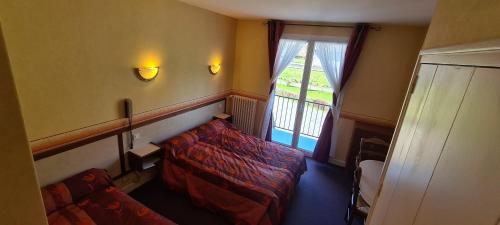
[31,88,397,178]
[345,121,395,173]
[31,90,231,161]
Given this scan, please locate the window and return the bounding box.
[272,39,347,152]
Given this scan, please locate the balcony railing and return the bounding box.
[272,95,330,138]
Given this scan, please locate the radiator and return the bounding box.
[229,95,257,134]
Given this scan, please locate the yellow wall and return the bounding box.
[0,0,236,141]
[343,25,427,122]
[233,21,426,122]
[232,20,270,97]
[423,0,500,49]
[35,101,225,187]
[0,24,48,225]
[232,21,426,162]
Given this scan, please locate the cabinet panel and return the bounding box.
[413,68,500,225]
[383,65,473,225]
[368,64,437,225]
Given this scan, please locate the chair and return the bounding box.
[345,138,389,225]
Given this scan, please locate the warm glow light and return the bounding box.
[136,67,159,81]
[209,64,221,75]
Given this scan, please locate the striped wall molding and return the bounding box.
[31,90,231,160]
[340,111,396,128]
[230,89,268,101]
[228,90,396,127]
[31,88,395,160]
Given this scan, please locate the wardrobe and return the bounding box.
[366,40,500,225]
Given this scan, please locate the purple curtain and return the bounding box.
[312,23,370,163]
[264,20,285,141]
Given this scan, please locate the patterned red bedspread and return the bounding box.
[42,169,176,225]
[161,119,307,225]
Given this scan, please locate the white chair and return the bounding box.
[345,138,388,225]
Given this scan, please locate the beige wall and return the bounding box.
[343,25,427,122]
[35,101,225,187]
[334,25,426,163]
[232,20,270,97]
[423,0,500,49]
[232,21,426,163]
[231,20,270,135]
[0,0,235,193]
[0,0,236,141]
[0,4,429,210]
[0,25,48,225]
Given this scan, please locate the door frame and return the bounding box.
[272,36,348,152]
[291,40,316,148]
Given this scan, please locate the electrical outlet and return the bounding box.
[132,133,141,140]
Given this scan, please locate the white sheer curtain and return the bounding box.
[314,41,347,95]
[314,41,348,155]
[260,39,307,139]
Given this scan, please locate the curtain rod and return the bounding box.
[265,22,381,31]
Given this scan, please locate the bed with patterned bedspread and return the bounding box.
[159,119,307,225]
[41,168,176,225]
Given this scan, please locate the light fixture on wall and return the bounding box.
[135,67,159,81]
[208,64,221,75]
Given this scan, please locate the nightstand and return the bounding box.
[213,113,233,123]
[127,143,162,171]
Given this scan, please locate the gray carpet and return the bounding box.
[130,159,363,225]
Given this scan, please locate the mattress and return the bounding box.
[41,168,176,225]
[161,119,306,225]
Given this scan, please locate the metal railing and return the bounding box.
[272,95,330,138]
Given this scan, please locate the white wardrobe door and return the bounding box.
[413,68,500,225]
[383,65,473,225]
[368,64,437,225]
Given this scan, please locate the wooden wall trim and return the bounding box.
[31,89,395,160]
[229,89,396,128]
[420,51,500,68]
[32,91,231,160]
[230,89,268,102]
[420,39,500,55]
[340,111,396,128]
[420,39,500,68]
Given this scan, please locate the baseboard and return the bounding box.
[328,157,346,167]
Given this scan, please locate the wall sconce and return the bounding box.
[208,64,221,75]
[135,67,159,81]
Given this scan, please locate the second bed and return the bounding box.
[158,119,307,225]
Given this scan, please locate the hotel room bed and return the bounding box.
[41,168,176,225]
[159,119,307,225]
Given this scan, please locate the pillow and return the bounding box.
[41,168,113,214]
[161,119,234,157]
[191,119,235,142]
[162,132,199,157]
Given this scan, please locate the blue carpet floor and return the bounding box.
[130,159,363,225]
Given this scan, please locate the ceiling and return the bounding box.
[178,0,437,25]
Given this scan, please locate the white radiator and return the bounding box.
[229,95,257,134]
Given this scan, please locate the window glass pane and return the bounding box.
[272,44,308,146]
[298,41,346,152]
[271,40,346,152]
[298,55,331,151]
[306,54,333,104]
